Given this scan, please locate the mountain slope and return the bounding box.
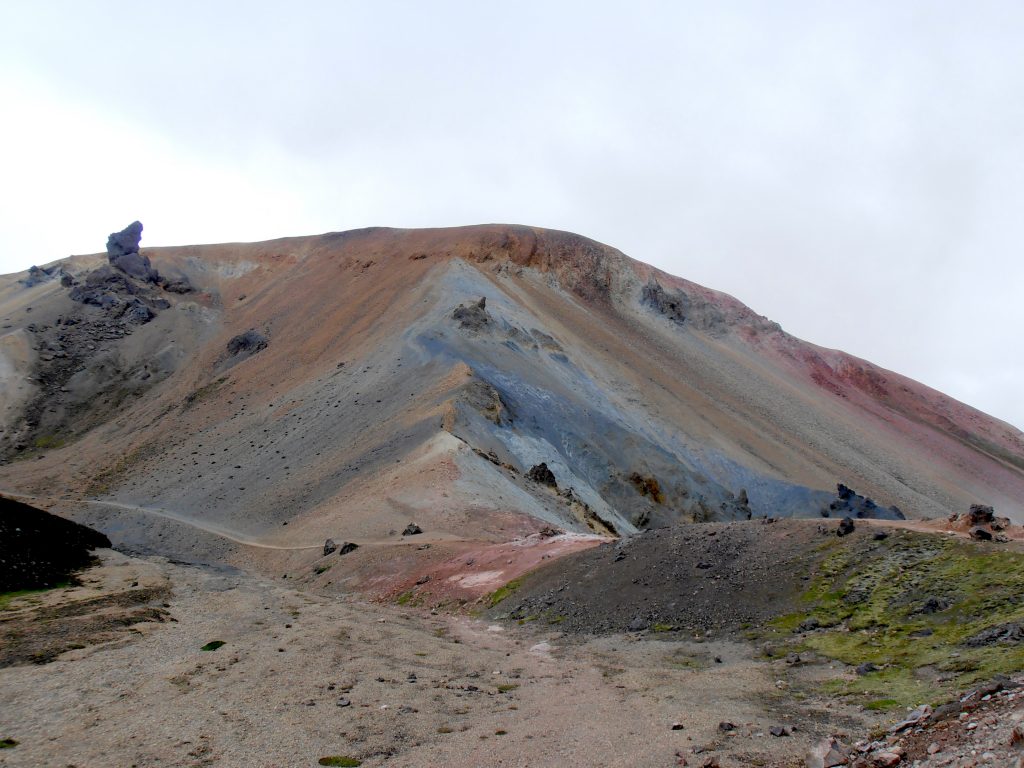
[2,224,1022,579]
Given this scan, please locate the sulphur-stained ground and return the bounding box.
[0,550,890,768]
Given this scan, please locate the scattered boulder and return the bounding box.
[837,517,855,537]
[225,330,269,358]
[338,542,359,556]
[856,662,878,676]
[890,705,932,733]
[970,526,993,541]
[527,462,557,487]
[323,539,337,556]
[627,616,647,632]
[806,737,850,768]
[915,596,950,615]
[402,523,422,536]
[452,297,490,330]
[967,504,995,525]
[770,725,791,737]
[161,276,195,294]
[799,617,820,632]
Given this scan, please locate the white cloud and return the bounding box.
[0,1,1020,428]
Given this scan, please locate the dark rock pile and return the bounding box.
[822,484,905,520]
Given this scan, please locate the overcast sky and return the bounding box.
[1,2,1021,429]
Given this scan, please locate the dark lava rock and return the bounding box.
[106,221,159,283]
[323,539,337,556]
[964,622,1024,647]
[873,531,889,541]
[967,504,995,525]
[452,297,490,330]
[799,617,820,632]
[856,662,878,676]
[338,542,359,556]
[526,462,557,488]
[717,721,736,732]
[225,330,269,357]
[769,726,790,737]
[627,616,647,632]
[836,517,855,537]
[916,596,950,615]
[969,526,993,541]
[402,523,422,536]
[641,282,687,325]
[829,483,905,520]
[106,220,143,257]
[0,496,111,592]
[161,277,194,294]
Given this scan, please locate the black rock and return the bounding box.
[162,278,194,294]
[0,496,111,592]
[799,617,820,632]
[873,531,889,541]
[718,721,736,732]
[526,462,557,488]
[856,662,878,676]
[338,542,359,556]
[964,622,1024,647]
[323,539,338,556]
[969,526,993,541]
[402,523,423,536]
[106,220,144,257]
[917,596,950,615]
[968,504,995,525]
[225,330,269,357]
[769,726,790,737]
[836,517,855,536]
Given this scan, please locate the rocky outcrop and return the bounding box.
[106,221,159,284]
[527,462,557,487]
[822,484,905,520]
[641,282,687,325]
[452,297,490,331]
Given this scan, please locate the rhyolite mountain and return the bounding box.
[2,223,1023,568]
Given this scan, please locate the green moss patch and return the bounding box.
[318,757,361,767]
[771,530,1024,707]
[0,738,18,749]
[200,640,226,651]
[486,578,522,608]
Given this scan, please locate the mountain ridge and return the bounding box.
[1,223,1021,579]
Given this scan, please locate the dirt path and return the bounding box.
[0,490,321,551]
